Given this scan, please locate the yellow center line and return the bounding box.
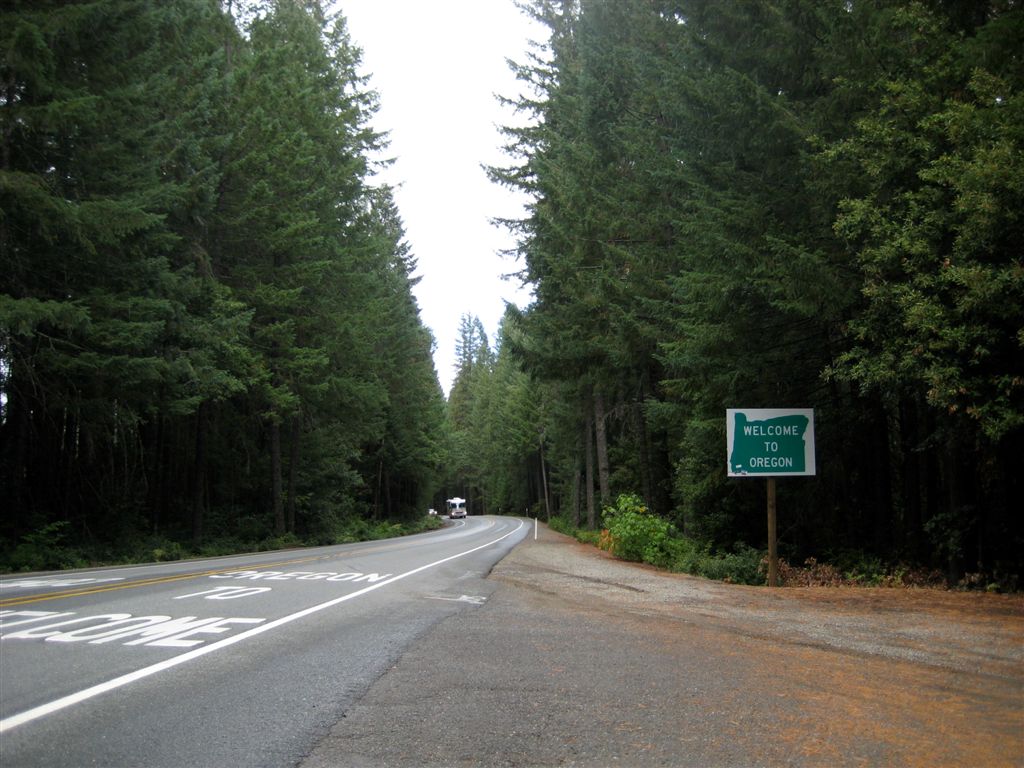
[0,554,325,608]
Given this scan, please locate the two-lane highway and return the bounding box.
[0,515,528,768]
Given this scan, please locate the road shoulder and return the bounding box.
[301,523,1024,768]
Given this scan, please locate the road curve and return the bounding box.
[0,515,528,768]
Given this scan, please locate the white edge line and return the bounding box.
[0,519,525,733]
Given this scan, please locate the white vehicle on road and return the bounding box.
[446,497,467,519]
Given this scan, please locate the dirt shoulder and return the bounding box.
[302,522,1024,768]
[501,526,1024,680]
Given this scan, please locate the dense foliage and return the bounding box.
[459,0,1022,585]
[0,0,446,569]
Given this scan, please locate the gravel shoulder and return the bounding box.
[300,522,1024,768]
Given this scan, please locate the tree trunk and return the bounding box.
[383,466,393,519]
[634,399,654,510]
[286,415,300,533]
[585,412,596,529]
[145,417,163,535]
[571,442,582,530]
[192,404,207,544]
[539,433,551,522]
[594,389,611,507]
[939,437,973,581]
[0,374,28,521]
[870,401,893,557]
[899,397,924,562]
[270,419,285,535]
[374,455,383,520]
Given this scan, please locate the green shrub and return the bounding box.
[150,540,187,562]
[603,494,676,563]
[4,521,88,572]
[695,544,765,585]
[409,515,445,534]
[546,516,575,536]
[541,498,769,586]
[661,536,709,573]
[197,538,246,558]
[545,500,979,590]
[574,529,602,546]
[257,532,303,552]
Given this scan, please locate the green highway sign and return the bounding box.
[727,408,816,477]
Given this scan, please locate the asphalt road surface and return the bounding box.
[306,523,1023,768]
[4,518,1021,768]
[0,516,527,768]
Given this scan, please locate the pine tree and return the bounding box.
[210,0,387,534]
[491,0,1022,578]
[0,0,250,542]
[821,1,1024,573]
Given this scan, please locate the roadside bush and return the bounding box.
[547,498,1005,590]
[548,514,602,546]
[661,536,709,574]
[197,537,248,558]
[603,494,676,563]
[546,516,575,536]
[149,539,188,562]
[574,529,602,546]
[544,497,767,586]
[257,532,304,552]
[821,550,945,588]
[3,522,88,572]
[695,544,764,585]
[407,515,445,535]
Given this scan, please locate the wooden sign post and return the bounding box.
[766,477,778,587]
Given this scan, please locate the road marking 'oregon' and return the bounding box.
[0,519,525,734]
[0,555,323,609]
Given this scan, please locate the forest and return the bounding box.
[1,0,448,568]
[2,0,1022,586]
[446,0,1023,587]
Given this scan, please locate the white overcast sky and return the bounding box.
[334,0,542,395]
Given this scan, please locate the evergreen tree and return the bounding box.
[483,0,1022,579]
[1,0,449,563]
[1,0,249,542]
[446,313,494,511]
[357,187,446,519]
[821,0,1024,572]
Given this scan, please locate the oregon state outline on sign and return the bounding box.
[726,409,816,477]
